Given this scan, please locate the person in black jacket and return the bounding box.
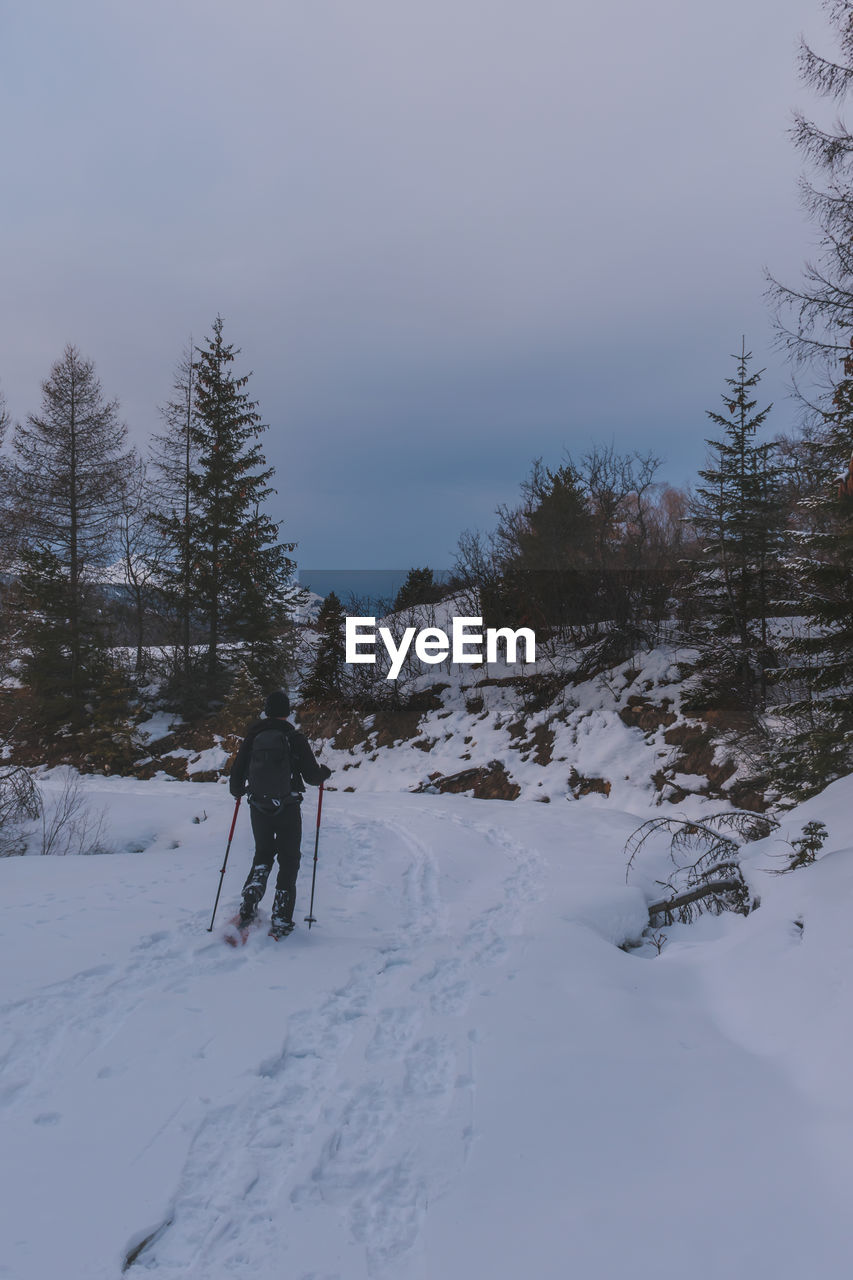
[229,689,331,935]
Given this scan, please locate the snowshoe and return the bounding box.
[268,921,295,941]
[224,913,259,947]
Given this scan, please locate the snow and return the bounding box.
[3,770,853,1278]
[137,712,177,745]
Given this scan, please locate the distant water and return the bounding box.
[298,569,450,608]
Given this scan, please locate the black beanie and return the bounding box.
[264,690,291,718]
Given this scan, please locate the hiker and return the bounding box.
[229,690,331,936]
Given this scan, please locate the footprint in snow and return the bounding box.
[411,958,472,1015]
[364,1007,422,1062]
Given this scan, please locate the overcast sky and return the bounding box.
[0,0,828,567]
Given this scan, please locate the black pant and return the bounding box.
[241,802,302,919]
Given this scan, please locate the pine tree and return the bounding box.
[682,342,782,713]
[218,662,265,736]
[8,346,133,731]
[302,592,347,703]
[224,498,303,691]
[14,545,77,734]
[394,568,442,612]
[0,379,9,448]
[488,459,598,637]
[768,1,853,370]
[0,381,16,680]
[85,658,141,775]
[151,341,200,705]
[182,317,297,705]
[774,336,853,791]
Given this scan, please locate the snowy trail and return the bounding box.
[3,785,853,1279]
[140,802,548,1278]
[0,793,552,1280]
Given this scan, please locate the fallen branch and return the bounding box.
[648,879,745,924]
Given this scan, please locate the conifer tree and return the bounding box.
[769,0,853,371]
[0,380,9,448]
[219,662,266,735]
[302,592,347,703]
[683,342,782,712]
[393,568,442,612]
[182,317,297,705]
[0,382,16,679]
[14,545,76,732]
[151,341,199,703]
[85,659,141,774]
[774,336,853,791]
[488,459,598,637]
[8,346,133,731]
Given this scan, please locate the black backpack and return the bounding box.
[247,726,294,809]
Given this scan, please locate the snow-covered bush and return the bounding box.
[37,769,109,856]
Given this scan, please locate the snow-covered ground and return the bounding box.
[2,772,853,1279]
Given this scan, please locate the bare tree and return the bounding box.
[0,751,39,857]
[38,769,108,856]
[117,452,166,676]
[579,445,662,568]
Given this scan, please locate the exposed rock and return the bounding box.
[506,716,555,765]
[663,722,706,748]
[531,724,555,765]
[298,687,448,751]
[663,722,735,786]
[726,780,768,813]
[618,696,677,734]
[568,768,611,799]
[135,756,188,781]
[414,760,520,801]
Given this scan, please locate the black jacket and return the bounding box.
[229,717,331,800]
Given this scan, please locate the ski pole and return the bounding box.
[207,796,241,932]
[304,781,324,929]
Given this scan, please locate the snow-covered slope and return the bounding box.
[3,771,853,1278]
[301,642,760,811]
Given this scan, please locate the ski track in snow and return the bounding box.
[11,781,853,1279]
[109,806,546,1278]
